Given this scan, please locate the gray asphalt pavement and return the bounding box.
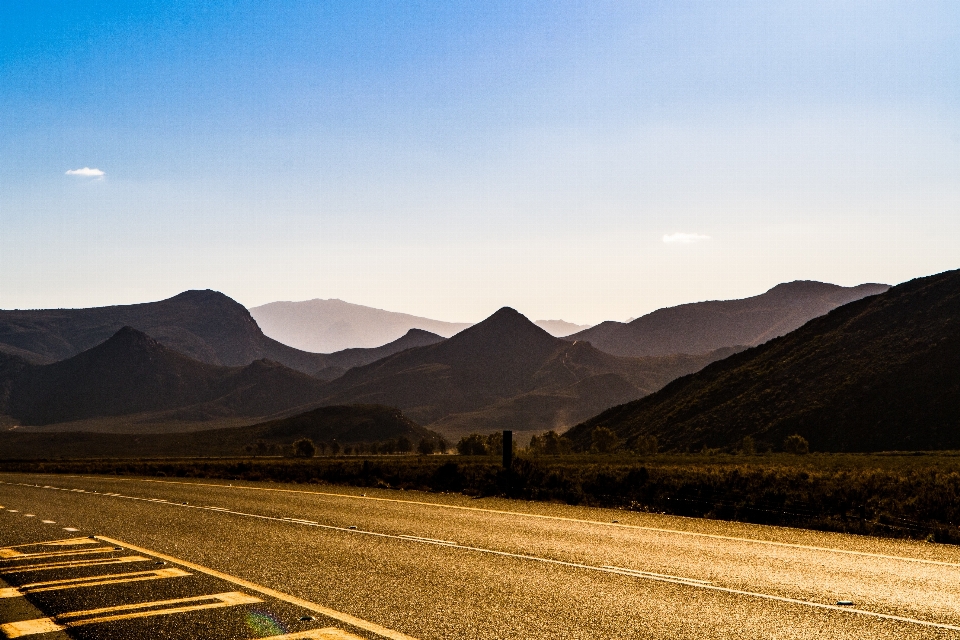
[1,472,959,639]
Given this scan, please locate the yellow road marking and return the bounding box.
[0,567,190,598]
[95,536,420,640]
[0,547,117,561]
[38,538,97,546]
[0,617,64,638]
[270,630,367,639]
[0,555,149,574]
[2,592,262,636]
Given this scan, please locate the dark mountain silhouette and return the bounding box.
[0,327,329,427]
[567,281,889,357]
[565,270,960,453]
[317,307,740,438]
[0,290,443,376]
[0,404,437,459]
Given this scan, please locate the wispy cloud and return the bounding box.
[65,167,104,177]
[663,232,711,244]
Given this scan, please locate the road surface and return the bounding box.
[1,472,959,639]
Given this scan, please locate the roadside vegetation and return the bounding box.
[5,441,960,544]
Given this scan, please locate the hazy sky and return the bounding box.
[2,1,958,324]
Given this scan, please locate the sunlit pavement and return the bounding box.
[2,473,959,639]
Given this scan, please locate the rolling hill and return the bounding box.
[317,307,740,438]
[0,290,443,376]
[0,404,438,459]
[0,327,330,430]
[566,281,889,357]
[565,269,960,453]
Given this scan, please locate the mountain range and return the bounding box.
[0,290,443,376]
[566,269,960,452]
[566,281,889,357]
[248,298,591,353]
[0,309,734,440]
[316,307,739,438]
[0,327,330,430]
[0,278,908,447]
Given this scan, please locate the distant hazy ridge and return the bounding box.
[249,298,590,353]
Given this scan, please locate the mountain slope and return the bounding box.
[567,281,889,357]
[565,270,960,452]
[0,327,330,427]
[318,308,739,437]
[0,405,438,458]
[314,328,445,380]
[249,298,472,352]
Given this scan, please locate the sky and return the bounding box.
[1,1,958,324]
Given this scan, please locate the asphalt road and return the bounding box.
[1,473,960,639]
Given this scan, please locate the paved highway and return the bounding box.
[1,472,959,639]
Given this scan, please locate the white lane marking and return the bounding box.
[63,528,79,532]
[24,475,960,572]
[10,479,955,632]
[602,565,712,585]
[398,535,458,546]
[40,521,54,524]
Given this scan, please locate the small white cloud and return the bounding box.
[65,167,104,177]
[663,232,711,244]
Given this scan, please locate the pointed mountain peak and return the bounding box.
[464,307,552,335]
[442,307,558,354]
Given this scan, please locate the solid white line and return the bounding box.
[24,474,960,572]
[5,479,960,631]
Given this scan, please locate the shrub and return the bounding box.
[633,435,659,456]
[417,438,436,455]
[783,434,810,455]
[292,438,316,458]
[740,436,756,456]
[591,427,620,454]
[457,434,490,456]
[396,436,413,453]
[529,430,573,455]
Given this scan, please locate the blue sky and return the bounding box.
[1,1,958,323]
